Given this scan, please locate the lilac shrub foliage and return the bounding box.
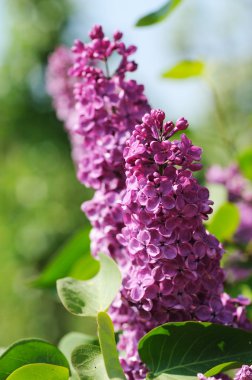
[47,26,250,380]
[207,165,252,281]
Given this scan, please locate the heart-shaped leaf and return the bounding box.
[72,344,109,380]
[97,312,126,380]
[0,339,69,380]
[207,202,240,241]
[6,364,69,380]
[138,322,252,378]
[135,0,183,27]
[57,254,122,317]
[32,228,99,288]
[162,61,205,79]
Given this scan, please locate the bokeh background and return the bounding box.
[1,0,252,347]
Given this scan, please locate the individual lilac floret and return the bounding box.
[235,365,252,380]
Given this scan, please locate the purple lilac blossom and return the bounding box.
[46,25,150,267]
[69,25,150,192]
[114,109,250,379]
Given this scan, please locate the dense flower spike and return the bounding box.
[47,25,149,192]
[47,25,150,265]
[69,25,150,191]
[114,109,250,379]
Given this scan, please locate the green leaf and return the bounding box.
[162,61,205,79]
[32,228,99,288]
[138,322,252,378]
[6,364,69,380]
[135,0,182,27]
[97,312,126,380]
[207,183,228,219]
[238,147,252,181]
[57,254,122,317]
[71,344,109,380]
[59,332,97,379]
[0,339,69,380]
[207,202,240,241]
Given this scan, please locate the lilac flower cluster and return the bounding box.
[46,25,150,266]
[69,25,150,191]
[113,110,250,379]
[207,164,252,281]
[120,109,247,325]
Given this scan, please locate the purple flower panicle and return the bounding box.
[114,109,250,379]
[47,25,150,266]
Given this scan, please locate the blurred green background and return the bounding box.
[1,0,252,347]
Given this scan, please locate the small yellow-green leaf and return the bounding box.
[135,0,183,27]
[162,61,205,79]
[6,364,69,380]
[208,202,240,241]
